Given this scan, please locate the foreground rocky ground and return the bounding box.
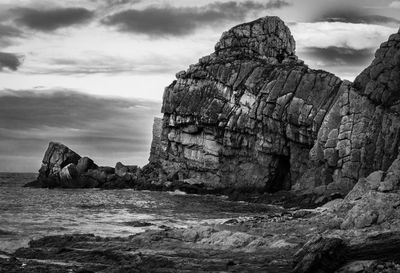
[2,200,400,273]
[6,163,400,272]
[12,151,400,272]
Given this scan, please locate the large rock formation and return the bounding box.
[150,16,400,196]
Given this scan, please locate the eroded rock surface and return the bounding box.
[154,16,342,193]
[150,16,400,197]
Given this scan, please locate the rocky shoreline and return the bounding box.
[2,198,400,273]
[25,141,340,208]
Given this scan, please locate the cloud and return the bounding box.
[299,46,375,67]
[291,22,397,50]
[313,9,400,26]
[291,22,397,80]
[390,1,400,8]
[95,0,140,6]
[0,24,23,46]
[0,24,23,37]
[25,54,179,75]
[0,89,161,171]
[13,7,94,31]
[265,0,291,9]
[0,52,23,71]
[101,0,291,36]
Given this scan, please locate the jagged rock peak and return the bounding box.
[353,28,400,106]
[215,16,296,62]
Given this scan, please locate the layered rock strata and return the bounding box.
[151,17,400,195]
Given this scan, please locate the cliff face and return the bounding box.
[302,27,400,194]
[152,17,400,195]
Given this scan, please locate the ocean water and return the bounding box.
[0,172,276,253]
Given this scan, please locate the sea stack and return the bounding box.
[149,16,400,196]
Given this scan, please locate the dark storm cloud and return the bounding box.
[101,0,291,36]
[13,7,94,31]
[0,52,23,71]
[0,24,24,46]
[0,89,160,130]
[265,0,291,9]
[0,24,23,38]
[314,9,400,26]
[300,46,375,67]
[0,89,161,171]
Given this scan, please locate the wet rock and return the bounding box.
[292,236,346,273]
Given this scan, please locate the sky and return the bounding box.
[0,0,399,172]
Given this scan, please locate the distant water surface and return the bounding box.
[0,172,277,253]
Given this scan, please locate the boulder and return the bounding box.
[76,157,97,174]
[293,232,400,273]
[38,142,81,176]
[59,163,79,187]
[292,235,346,273]
[85,167,115,185]
[115,162,138,177]
[331,155,400,230]
[35,142,81,187]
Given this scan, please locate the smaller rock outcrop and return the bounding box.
[39,142,81,179]
[26,142,139,189]
[330,154,400,230]
[25,142,82,187]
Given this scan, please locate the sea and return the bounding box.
[0,172,276,253]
